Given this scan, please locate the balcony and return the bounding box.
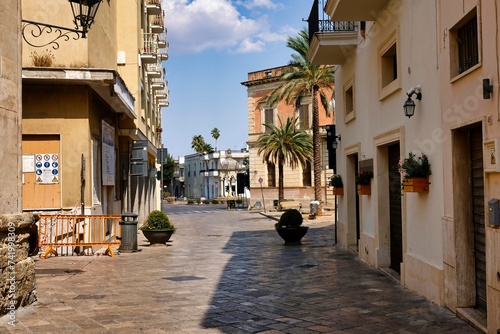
[150,78,165,90]
[146,61,162,78]
[141,33,158,63]
[157,99,169,108]
[158,33,167,49]
[145,0,162,15]
[307,0,358,65]
[159,45,169,61]
[325,0,389,21]
[150,11,164,34]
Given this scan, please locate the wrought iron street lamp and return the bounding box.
[22,0,102,49]
[69,0,102,38]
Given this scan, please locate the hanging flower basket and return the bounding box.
[402,177,429,193]
[333,187,344,196]
[398,152,431,193]
[357,184,371,195]
[355,171,372,195]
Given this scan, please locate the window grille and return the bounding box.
[457,16,478,74]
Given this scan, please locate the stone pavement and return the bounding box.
[0,205,481,333]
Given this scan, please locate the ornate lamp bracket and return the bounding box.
[22,20,82,50]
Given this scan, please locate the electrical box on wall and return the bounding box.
[488,198,500,227]
[117,51,126,65]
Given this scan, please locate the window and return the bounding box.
[344,78,355,123]
[381,43,397,87]
[264,108,273,133]
[299,105,310,129]
[458,17,478,73]
[267,163,276,187]
[378,32,400,99]
[450,9,479,79]
[302,161,312,186]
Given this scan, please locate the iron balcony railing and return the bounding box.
[308,0,357,43]
[142,33,158,54]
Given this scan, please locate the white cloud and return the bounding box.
[234,39,265,53]
[161,0,288,54]
[236,0,280,10]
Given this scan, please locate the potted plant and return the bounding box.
[330,175,344,195]
[139,210,175,245]
[275,209,308,244]
[356,171,372,195]
[398,152,431,193]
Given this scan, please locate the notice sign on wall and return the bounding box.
[35,153,59,184]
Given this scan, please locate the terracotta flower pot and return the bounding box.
[402,177,429,193]
[357,184,371,195]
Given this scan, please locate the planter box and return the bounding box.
[403,177,429,193]
[333,187,344,196]
[357,184,371,195]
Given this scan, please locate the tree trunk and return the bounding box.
[312,85,322,204]
[278,157,284,202]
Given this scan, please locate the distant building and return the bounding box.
[171,156,185,198]
[241,66,335,209]
[183,149,249,200]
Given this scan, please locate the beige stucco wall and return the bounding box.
[22,85,92,210]
[22,0,117,69]
[439,0,500,331]
[334,0,445,305]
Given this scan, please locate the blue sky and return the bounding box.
[161,0,313,158]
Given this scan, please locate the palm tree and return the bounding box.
[211,128,220,151]
[191,135,208,153]
[256,117,313,202]
[263,28,334,204]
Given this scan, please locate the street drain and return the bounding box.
[164,276,205,282]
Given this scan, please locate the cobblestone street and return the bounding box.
[0,205,481,333]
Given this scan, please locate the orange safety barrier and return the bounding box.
[38,215,122,259]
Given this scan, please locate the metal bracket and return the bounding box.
[22,20,82,50]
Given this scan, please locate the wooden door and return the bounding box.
[388,143,402,274]
[470,127,486,313]
[22,135,61,210]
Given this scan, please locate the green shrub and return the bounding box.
[203,200,210,204]
[187,199,194,205]
[211,199,219,204]
[166,197,175,203]
[275,209,303,228]
[236,199,243,204]
[140,210,175,230]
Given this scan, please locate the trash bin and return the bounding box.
[227,200,236,209]
[310,201,320,215]
[118,212,138,252]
